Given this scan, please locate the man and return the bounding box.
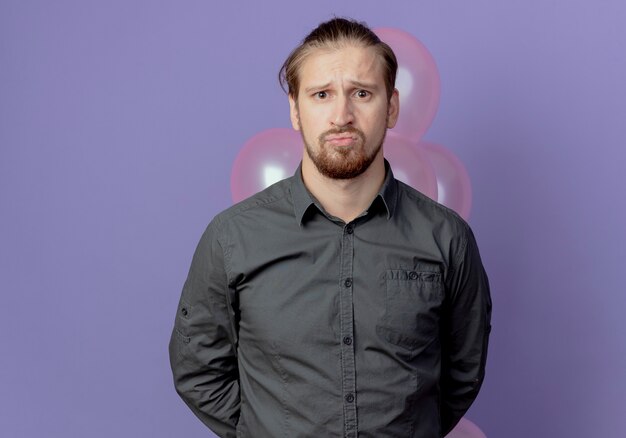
[169,17,491,438]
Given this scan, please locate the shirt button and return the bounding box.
[345,393,355,403]
[346,224,354,234]
[409,271,418,280]
[344,278,353,288]
[181,307,189,317]
[343,336,352,345]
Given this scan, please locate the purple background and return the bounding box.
[2,1,625,437]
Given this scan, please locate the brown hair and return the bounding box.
[279,17,398,102]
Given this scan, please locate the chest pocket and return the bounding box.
[376,268,444,351]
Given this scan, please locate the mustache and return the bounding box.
[318,126,366,144]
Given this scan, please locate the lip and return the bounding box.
[324,134,357,146]
[325,133,356,141]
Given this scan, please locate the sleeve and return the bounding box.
[169,220,240,438]
[440,224,492,436]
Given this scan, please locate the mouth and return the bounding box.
[324,134,358,147]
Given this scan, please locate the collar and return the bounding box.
[290,159,398,226]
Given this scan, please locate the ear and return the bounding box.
[289,95,301,131]
[386,88,400,129]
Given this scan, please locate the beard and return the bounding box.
[301,125,386,180]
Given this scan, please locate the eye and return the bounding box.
[315,91,328,99]
[355,89,370,99]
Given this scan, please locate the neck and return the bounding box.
[301,152,386,223]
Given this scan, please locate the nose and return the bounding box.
[331,95,354,127]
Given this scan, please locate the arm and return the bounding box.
[169,220,240,438]
[440,225,492,435]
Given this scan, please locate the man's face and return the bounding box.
[289,44,399,180]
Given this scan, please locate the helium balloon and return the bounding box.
[420,141,472,220]
[384,131,438,200]
[445,417,487,438]
[231,128,303,203]
[374,28,441,143]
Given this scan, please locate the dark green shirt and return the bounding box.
[169,161,492,438]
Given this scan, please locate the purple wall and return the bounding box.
[2,1,625,437]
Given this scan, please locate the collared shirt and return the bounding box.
[169,161,492,438]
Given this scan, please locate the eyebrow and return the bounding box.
[304,83,331,94]
[349,80,380,90]
[303,80,381,94]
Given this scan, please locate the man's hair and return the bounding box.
[279,17,398,102]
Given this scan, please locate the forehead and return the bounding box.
[298,44,385,88]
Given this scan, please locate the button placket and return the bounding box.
[339,223,357,436]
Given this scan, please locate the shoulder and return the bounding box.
[394,179,471,236]
[209,177,295,235]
